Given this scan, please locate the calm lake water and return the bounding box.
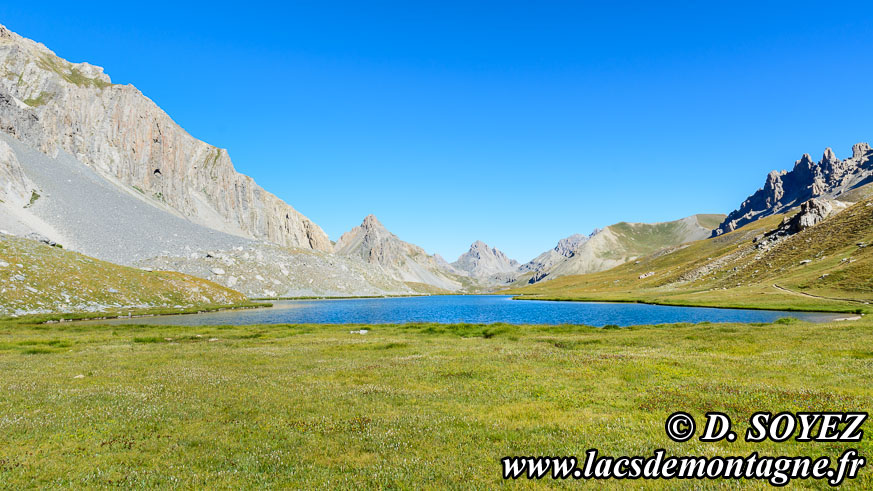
[92,295,840,326]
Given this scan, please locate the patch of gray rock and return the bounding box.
[140,241,417,298]
[754,198,835,250]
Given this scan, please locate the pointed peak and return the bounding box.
[553,233,590,257]
[791,154,816,172]
[361,214,383,228]
[822,147,837,163]
[470,240,489,249]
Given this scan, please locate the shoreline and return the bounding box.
[509,294,865,316]
[2,301,272,325]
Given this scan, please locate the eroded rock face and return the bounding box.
[451,240,520,278]
[715,143,873,235]
[756,198,834,248]
[519,233,591,274]
[0,139,34,207]
[0,24,331,252]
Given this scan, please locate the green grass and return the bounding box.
[22,91,51,107]
[0,318,870,487]
[35,53,111,89]
[24,190,39,208]
[695,213,727,230]
[0,234,247,316]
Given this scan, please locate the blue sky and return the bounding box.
[2,2,872,262]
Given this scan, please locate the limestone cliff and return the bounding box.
[0,24,331,251]
[0,139,34,207]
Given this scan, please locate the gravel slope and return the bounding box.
[1,133,250,265]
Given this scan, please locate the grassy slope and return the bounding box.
[695,213,727,230]
[0,235,248,316]
[509,214,725,287]
[0,318,870,487]
[506,197,873,313]
[603,218,707,259]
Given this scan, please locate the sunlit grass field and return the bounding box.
[0,318,871,487]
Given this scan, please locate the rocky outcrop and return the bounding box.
[783,198,834,233]
[714,143,873,235]
[335,215,465,291]
[0,24,331,251]
[755,198,834,248]
[520,233,591,274]
[0,139,34,207]
[451,240,519,279]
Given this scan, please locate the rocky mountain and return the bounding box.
[0,24,330,251]
[509,193,873,314]
[451,241,519,279]
[520,233,591,277]
[520,215,724,284]
[0,131,250,264]
[714,143,873,235]
[335,215,467,292]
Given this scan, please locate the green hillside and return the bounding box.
[507,198,873,313]
[605,215,715,258]
[0,235,249,317]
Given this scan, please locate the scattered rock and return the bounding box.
[24,232,59,247]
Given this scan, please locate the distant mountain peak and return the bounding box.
[714,142,873,235]
[554,233,589,257]
[334,216,466,291]
[451,241,519,278]
[520,214,721,283]
[361,214,384,229]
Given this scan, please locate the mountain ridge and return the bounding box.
[714,143,873,235]
[518,214,723,284]
[335,215,466,291]
[451,240,519,279]
[0,24,331,252]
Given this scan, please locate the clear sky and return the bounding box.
[2,2,872,262]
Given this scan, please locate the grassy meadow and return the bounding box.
[0,317,871,487]
[0,235,247,316]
